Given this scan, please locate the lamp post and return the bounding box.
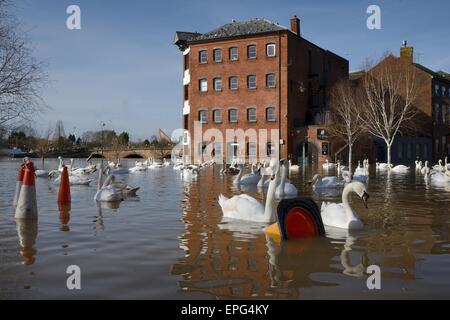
[100,121,106,160]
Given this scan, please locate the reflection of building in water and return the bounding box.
[16,219,38,265]
[171,168,340,298]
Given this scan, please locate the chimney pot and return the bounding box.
[400,41,413,63]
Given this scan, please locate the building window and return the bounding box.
[266,43,276,57]
[213,49,222,62]
[213,109,222,123]
[184,54,189,70]
[247,108,256,122]
[199,110,207,123]
[213,142,222,158]
[247,142,257,157]
[229,76,238,90]
[407,143,412,159]
[199,50,208,64]
[424,144,428,158]
[247,45,256,59]
[415,143,421,158]
[434,104,440,123]
[199,79,207,92]
[435,139,440,153]
[228,109,237,123]
[266,141,274,156]
[247,75,256,89]
[229,47,238,61]
[435,84,440,95]
[397,143,403,159]
[448,105,450,125]
[266,107,275,122]
[213,77,222,91]
[184,85,189,101]
[266,73,275,88]
[443,104,447,124]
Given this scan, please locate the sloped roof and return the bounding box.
[191,18,287,42]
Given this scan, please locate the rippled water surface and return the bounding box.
[1,158,449,299]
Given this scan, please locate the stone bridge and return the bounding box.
[88,147,175,160]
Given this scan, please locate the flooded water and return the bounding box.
[0,158,449,299]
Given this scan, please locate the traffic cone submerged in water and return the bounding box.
[15,160,38,220]
[58,166,71,205]
[13,162,26,208]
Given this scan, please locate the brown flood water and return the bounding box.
[0,158,449,299]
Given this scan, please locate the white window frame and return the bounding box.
[229,109,237,123]
[266,107,275,122]
[199,79,207,92]
[213,77,222,91]
[213,109,222,123]
[247,75,256,89]
[266,73,275,88]
[229,76,238,90]
[199,50,208,64]
[247,108,257,122]
[199,110,207,123]
[213,49,222,62]
[266,43,276,57]
[229,47,238,61]
[248,142,257,157]
[247,45,256,59]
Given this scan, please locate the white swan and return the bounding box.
[376,162,391,170]
[390,164,410,173]
[415,160,423,171]
[288,160,300,173]
[35,169,49,177]
[129,161,147,172]
[48,170,92,186]
[94,165,123,202]
[424,167,450,185]
[218,159,279,223]
[310,174,344,189]
[69,159,97,176]
[275,160,298,198]
[342,171,368,184]
[320,182,369,230]
[322,159,335,169]
[432,159,445,172]
[421,161,429,175]
[233,163,260,185]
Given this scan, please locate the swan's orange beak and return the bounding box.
[362,191,369,209]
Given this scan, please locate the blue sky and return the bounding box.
[13,0,450,140]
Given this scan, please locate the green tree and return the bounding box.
[118,131,130,146]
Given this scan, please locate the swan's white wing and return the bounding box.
[219,194,265,222]
[321,202,348,229]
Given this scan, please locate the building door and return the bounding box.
[295,141,318,165]
[227,142,239,163]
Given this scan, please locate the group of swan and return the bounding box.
[219,158,370,230]
[47,158,97,186]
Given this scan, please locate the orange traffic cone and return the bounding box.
[13,163,26,208]
[15,160,38,220]
[58,166,71,205]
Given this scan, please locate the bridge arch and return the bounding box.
[89,153,105,159]
[123,152,145,159]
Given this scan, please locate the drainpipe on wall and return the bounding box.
[278,31,282,160]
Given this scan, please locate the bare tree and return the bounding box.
[35,126,54,167]
[361,55,419,165]
[0,1,46,128]
[328,80,365,172]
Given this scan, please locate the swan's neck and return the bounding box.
[234,166,243,183]
[342,184,359,222]
[264,174,278,220]
[97,164,103,191]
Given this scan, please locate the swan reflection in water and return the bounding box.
[16,219,38,266]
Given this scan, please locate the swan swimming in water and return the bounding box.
[218,159,279,223]
[94,165,124,202]
[322,159,335,170]
[233,163,260,185]
[275,160,298,198]
[390,164,410,173]
[320,182,369,230]
[310,174,344,189]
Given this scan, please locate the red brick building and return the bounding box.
[350,43,450,163]
[174,16,348,164]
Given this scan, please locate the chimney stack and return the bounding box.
[400,40,414,63]
[290,15,300,36]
